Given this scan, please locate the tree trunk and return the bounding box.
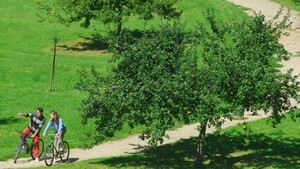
[116,2,122,36]
[50,37,58,92]
[195,120,208,166]
[117,20,122,36]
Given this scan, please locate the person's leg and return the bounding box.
[59,129,66,150]
[54,133,59,157]
[21,127,31,139]
[61,129,66,141]
[32,133,40,160]
[21,127,31,146]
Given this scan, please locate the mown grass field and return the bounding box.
[272,0,300,11]
[0,0,249,161]
[1,0,299,168]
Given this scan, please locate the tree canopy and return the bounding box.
[38,0,181,35]
[75,10,300,165]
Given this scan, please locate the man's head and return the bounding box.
[36,107,43,118]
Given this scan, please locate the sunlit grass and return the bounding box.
[272,0,300,12]
[0,0,292,163]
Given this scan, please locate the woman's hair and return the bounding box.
[50,111,59,124]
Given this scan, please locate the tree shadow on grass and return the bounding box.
[56,28,193,54]
[88,132,300,169]
[0,116,20,125]
[203,132,300,168]
[57,29,143,53]
[58,36,109,52]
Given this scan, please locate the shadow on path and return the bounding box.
[64,158,79,164]
[88,128,300,168]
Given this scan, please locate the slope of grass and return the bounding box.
[0,0,253,162]
[272,0,300,12]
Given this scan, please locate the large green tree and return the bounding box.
[190,9,299,164]
[75,11,300,166]
[38,0,181,35]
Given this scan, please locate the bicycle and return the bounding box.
[14,131,44,163]
[44,134,70,166]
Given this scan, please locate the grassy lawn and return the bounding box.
[0,0,250,161]
[33,112,300,169]
[272,0,300,12]
[1,1,299,168]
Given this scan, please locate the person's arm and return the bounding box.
[17,113,30,117]
[31,130,39,138]
[30,116,45,138]
[31,117,44,138]
[57,118,63,134]
[43,120,51,136]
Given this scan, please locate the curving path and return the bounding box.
[1,0,300,168]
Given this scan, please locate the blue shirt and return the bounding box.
[43,118,65,135]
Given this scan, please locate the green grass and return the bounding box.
[294,51,300,57]
[32,113,300,169]
[175,0,250,31]
[272,0,300,12]
[0,0,279,162]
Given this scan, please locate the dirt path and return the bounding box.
[228,0,300,55]
[1,1,300,168]
[0,113,271,169]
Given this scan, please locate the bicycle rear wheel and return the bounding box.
[14,140,24,163]
[59,141,70,162]
[44,145,54,166]
[30,139,44,159]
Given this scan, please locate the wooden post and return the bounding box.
[50,37,58,92]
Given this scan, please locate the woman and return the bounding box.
[43,110,66,161]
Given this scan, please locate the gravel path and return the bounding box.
[228,0,300,55]
[1,0,300,168]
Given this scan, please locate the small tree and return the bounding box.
[76,22,188,145]
[37,0,181,35]
[75,11,300,166]
[190,9,299,164]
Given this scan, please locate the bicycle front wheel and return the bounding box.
[59,141,70,162]
[44,145,54,166]
[30,139,44,159]
[14,140,24,163]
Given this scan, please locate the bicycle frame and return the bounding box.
[44,134,70,166]
[14,131,44,163]
[48,135,60,154]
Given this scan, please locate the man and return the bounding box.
[17,107,46,162]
